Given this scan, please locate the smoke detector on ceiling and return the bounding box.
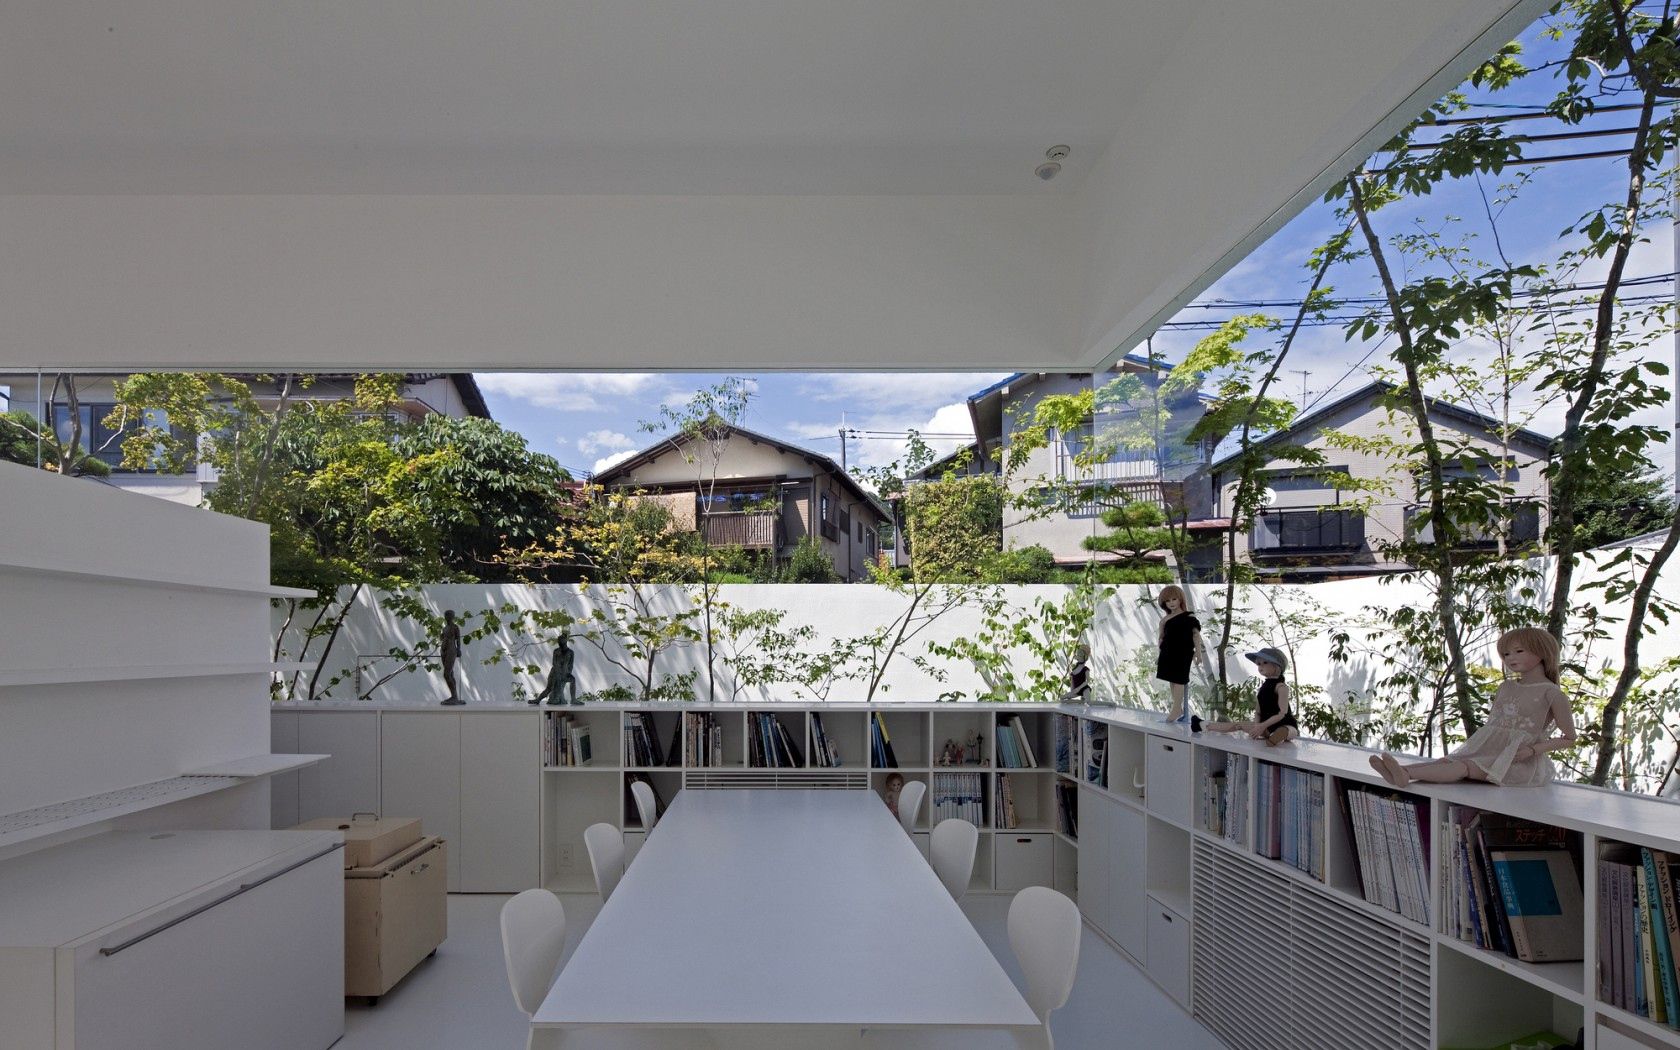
[1036,145,1071,181]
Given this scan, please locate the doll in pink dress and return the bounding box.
[1370,627,1575,788]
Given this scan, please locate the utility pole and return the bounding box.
[1292,370,1312,410]
[839,414,849,472]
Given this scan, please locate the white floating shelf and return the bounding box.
[0,754,327,849]
[0,555,314,599]
[1434,931,1586,1003]
[0,662,314,688]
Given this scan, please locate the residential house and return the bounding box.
[0,372,490,506]
[593,423,891,582]
[911,367,1217,569]
[1200,380,1553,580]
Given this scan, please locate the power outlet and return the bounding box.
[557,845,575,869]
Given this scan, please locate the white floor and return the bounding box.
[336,892,1229,1050]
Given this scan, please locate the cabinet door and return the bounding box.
[1077,788,1110,934]
[381,713,462,891]
[297,711,381,822]
[1108,800,1148,960]
[270,711,300,829]
[460,713,540,892]
[1145,735,1194,829]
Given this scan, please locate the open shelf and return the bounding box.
[932,708,992,768]
[1195,746,1248,847]
[0,554,315,599]
[1437,933,1586,1004]
[870,710,928,770]
[995,710,1051,769]
[1437,934,1586,1050]
[995,770,1054,830]
[809,709,866,769]
[0,661,313,688]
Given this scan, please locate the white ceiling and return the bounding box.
[0,0,1547,372]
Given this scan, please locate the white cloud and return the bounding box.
[783,400,978,472]
[800,373,1007,414]
[592,449,637,474]
[577,429,635,455]
[475,373,662,412]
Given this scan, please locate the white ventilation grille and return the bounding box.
[683,770,868,791]
[1193,839,1429,1050]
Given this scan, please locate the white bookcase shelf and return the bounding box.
[0,662,313,689]
[271,698,1680,1049]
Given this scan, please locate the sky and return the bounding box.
[475,15,1679,483]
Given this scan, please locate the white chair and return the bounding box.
[863,886,1081,1050]
[500,889,567,1050]
[630,779,658,835]
[584,822,624,901]
[929,818,978,901]
[896,779,926,836]
[501,888,713,1050]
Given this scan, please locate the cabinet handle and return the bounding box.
[1016,838,1032,844]
[98,842,343,957]
[1161,912,1173,923]
[410,862,430,875]
[1162,744,1175,752]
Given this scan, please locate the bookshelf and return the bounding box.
[273,698,1680,1050]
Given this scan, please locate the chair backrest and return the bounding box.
[1008,886,1082,1033]
[500,889,567,1018]
[929,818,978,900]
[897,779,926,835]
[584,822,625,901]
[630,779,658,834]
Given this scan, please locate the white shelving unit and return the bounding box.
[271,697,1680,1049]
[0,661,312,689]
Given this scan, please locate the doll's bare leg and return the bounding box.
[1203,720,1246,734]
[1167,682,1187,721]
[1369,753,1412,787]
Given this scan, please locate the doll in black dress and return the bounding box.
[1155,585,1210,724]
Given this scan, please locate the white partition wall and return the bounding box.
[0,461,302,856]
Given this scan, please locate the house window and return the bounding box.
[820,493,831,522]
[49,403,172,470]
[839,507,851,535]
[865,528,878,557]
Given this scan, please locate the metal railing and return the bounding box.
[703,511,781,549]
[1403,501,1541,548]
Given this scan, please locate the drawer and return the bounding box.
[1146,896,1190,1007]
[994,833,1053,893]
[1145,736,1193,828]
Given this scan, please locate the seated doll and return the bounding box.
[1370,627,1575,788]
[1203,646,1298,746]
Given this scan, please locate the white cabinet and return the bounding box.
[381,713,462,891]
[295,711,381,823]
[460,712,540,891]
[994,833,1053,892]
[1145,735,1193,829]
[1146,896,1190,1006]
[1078,786,1147,962]
[0,830,344,1050]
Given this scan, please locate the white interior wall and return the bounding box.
[0,462,276,834]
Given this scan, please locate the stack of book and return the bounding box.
[997,716,1040,768]
[870,712,899,768]
[683,712,726,767]
[622,712,670,768]
[809,713,843,768]
[1443,807,1583,964]
[932,772,985,825]
[1054,714,1079,775]
[1599,843,1679,1024]
[1055,780,1078,838]
[995,773,1022,829]
[544,712,593,767]
[1198,752,1247,843]
[748,712,803,768]
[1255,762,1323,879]
[1342,783,1429,924]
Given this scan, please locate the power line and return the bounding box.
[1176,275,1678,319]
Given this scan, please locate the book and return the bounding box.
[1650,849,1680,1026]
[1489,849,1584,962]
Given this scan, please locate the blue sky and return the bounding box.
[479,15,1676,482]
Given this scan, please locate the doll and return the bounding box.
[1203,647,1298,745]
[1370,627,1575,788]
[1156,585,1212,723]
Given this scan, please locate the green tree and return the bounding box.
[901,474,1004,582]
[0,409,110,477]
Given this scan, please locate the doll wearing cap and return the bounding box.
[1204,647,1299,746]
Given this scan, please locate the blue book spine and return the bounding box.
[1644,849,1680,1025]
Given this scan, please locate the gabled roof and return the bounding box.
[1207,380,1554,473]
[593,422,891,522]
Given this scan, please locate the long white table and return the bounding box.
[534,789,1039,1036]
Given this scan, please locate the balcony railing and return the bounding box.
[1403,501,1541,548]
[703,511,781,549]
[1251,508,1365,554]
[1060,480,1168,519]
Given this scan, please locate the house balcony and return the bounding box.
[1063,480,1169,519]
[702,510,782,550]
[1251,507,1366,554]
[1402,501,1541,548]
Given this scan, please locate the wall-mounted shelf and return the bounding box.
[0,555,314,599]
[0,662,313,689]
